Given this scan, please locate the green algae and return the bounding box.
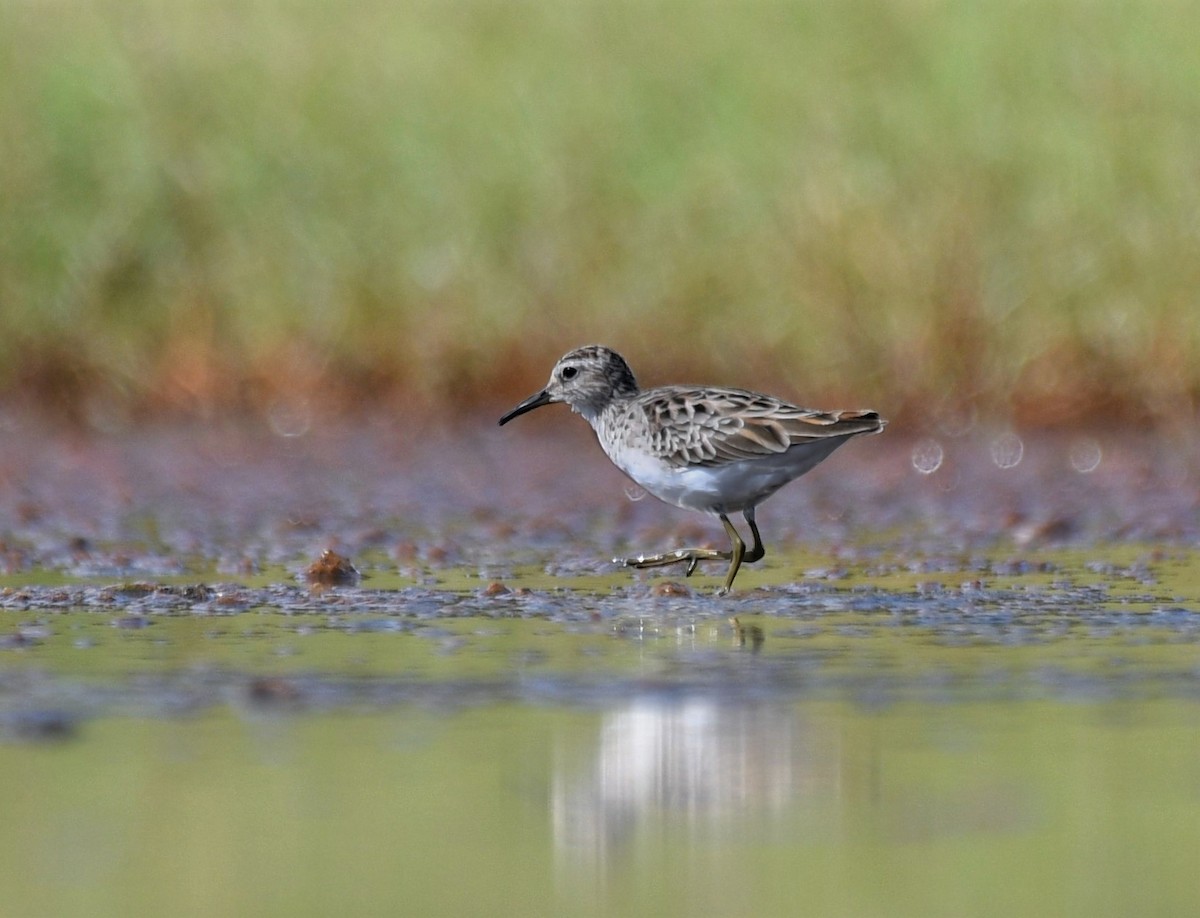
[1,541,1198,916]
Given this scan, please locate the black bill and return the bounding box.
[498,389,554,426]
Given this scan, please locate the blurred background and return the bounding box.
[2,0,1197,430]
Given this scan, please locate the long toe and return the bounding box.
[616,547,730,573]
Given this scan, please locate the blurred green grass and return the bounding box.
[1,0,1197,427]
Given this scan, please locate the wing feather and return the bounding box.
[632,386,884,469]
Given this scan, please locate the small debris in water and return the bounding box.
[214,591,250,609]
[0,542,30,574]
[0,630,39,649]
[112,614,151,629]
[1012,517,1076,547]
[247,677,304,706]
[652,581,691,597]
[425,542,462,566]
[16,501,42,523]
[804,567,848,581]
[4,710,79,742]
[730,617,765,651]
[112,582,157,598]
[177,585,213,602]
[306,549,360,587]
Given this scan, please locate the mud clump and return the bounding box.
[652,581,691,597]
[306,550,360,587]
[247,677,304,707]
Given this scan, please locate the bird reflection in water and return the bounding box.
[551,700,839,874]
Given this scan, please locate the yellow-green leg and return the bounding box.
[617,509,767,594]
[718,514,745,594]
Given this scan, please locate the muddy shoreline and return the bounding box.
[1,418,1196,586]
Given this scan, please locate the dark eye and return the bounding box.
[561,366,578,380]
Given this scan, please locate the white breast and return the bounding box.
[598,432,845,514]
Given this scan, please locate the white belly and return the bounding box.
[603,438,848,514]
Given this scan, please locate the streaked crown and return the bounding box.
[545,345,639,419]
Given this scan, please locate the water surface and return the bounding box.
[1,422,1198,916]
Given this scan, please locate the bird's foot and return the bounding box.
[614,548,731,577]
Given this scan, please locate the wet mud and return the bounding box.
[2,416,1199,917]
[0,417,1196,726]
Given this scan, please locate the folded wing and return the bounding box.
[638,386,884,468]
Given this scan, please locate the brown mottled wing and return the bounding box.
[634,386,884,468]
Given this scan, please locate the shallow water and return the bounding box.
[1,420,1198,916]
[3,698,1198,917]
